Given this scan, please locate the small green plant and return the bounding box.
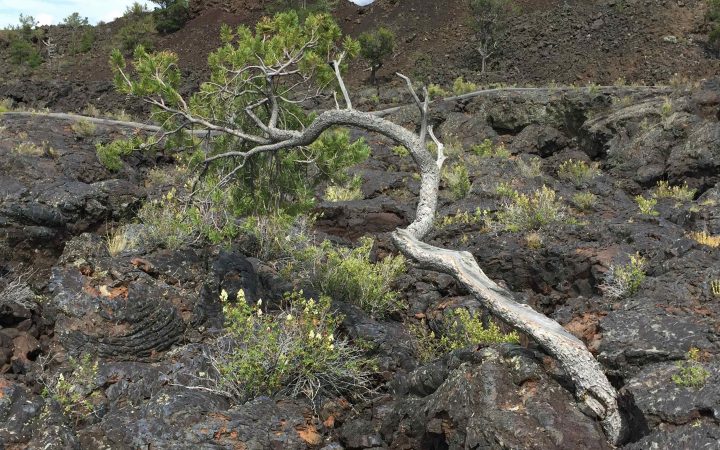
[557,159,601,186]
[116,5,156,52]
[672,348,710,388]
[452,76,478,95]
[240,213,312,261]
[392,145,410,157]
[711,279,720,297]
[324,175,363,202]
[516,156,543,178]
[437,208,491,229]
[661,97,672,118]
[635,195,659,216]
[427,83,448,99]
[303,237,405,317]
[689,231,720,248]
[443,162,471,199]
[471,139,510,158]
[13,141,47,156]
[495,181,519,200]
[572,192,598,210]
[602,252,647,299]
[587,82,601,94]
[96,136,148,171]
[411,309,520,363]
[40,354,100,422]
[213,289,373,402]
[0,98,14,113]
[106,226,135,256]
[653,180,696,202]
[71,119,96,137]
[497,185,565,232]
[151,0,190,34]
[524,231,543,249]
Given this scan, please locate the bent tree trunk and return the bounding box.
[93,53,628,443]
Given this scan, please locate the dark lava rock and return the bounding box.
[511,123,569,156]
[623,422,720,450]
[622,361,720,429]
[360,345,610,449]
[598,304,718,379]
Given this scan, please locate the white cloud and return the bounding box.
[35,13,53,26]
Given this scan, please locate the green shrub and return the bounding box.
[653,180,696,201]
[151,0,190,34]
[303,237,405,317]
[452,76,477,95]
[239,212,313,261]
[572,192,598,210]
[96,136,148,170]
[602,252,646,299]
[672,348,710,388]
[495,181,519,200]
[358,27,395,84]
[516,156,543,178]
[71,119,96,137]
[213,289,373,402]
[324,175,363,202]
[443,162,471,199]
[9,38,42,67]
[116,14,156,52]
[40,354,100,420]
[427,83,448,99]
[471,139,510,158]
[557,159,601,186]
[0,98,14,113]
[412,308,519,363]
[635,195,659,216]
[497,185,564,232]
[392,145,410,157]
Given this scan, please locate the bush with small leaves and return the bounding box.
[635,195,659,216]
[452,76,477,95]
[301,237,405,317]
[211,289,374,402]
[71,119,96,137]
[516,156,542,178]
[151,0,190,34]
[672,348,710,388]
[653,180,696,201]
[427,83,448,99]
[572,192,598,211]
[392,145,409,157]
[471,139,510,158]
[411,308,519,363]
[40,354,100,421]
[443,162,471,200]
[601,252,647,299]
[324,175,363,202]
[497,185,565,232]
[557,159,600,186]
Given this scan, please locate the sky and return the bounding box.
[1,0,375,28]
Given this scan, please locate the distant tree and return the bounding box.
[469,0,518,73]
[267,0,339,21]
[150,0,190,34]
[62,12,95,54]
[62,12,89,29]
[358,27,395,85]
[116,3,156,52]
[8,15,43,68]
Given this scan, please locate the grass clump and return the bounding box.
[557,159,601,186]
[13,141,47,156]
[497,185,565,232]
[324,175,363,202]
[471,139,510,158]
[412,309,520,363]
[212,289,374,402]
[437,208,491,230]
[427,83,448,99]
[672,348,710,388]
[635,195,659,216]
[392,145,410,157]
[516,156,543,178]
[0,98,14,113]
[106,226,136,256]
[71,119,96,137]
[452,76,477,95]
[524,232,543,249]
[495,181,519,200]
[711,280,720,298]
[240,213,312,261]
[443,162,471,200]
[601,252,647,299]
[689,230,720,248]
[653,180,696,202]
[572,192,598,211]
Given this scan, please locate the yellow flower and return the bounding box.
[286,314,294,321]
[220,289,228,302]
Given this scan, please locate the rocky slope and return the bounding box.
[1,78,718,448]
